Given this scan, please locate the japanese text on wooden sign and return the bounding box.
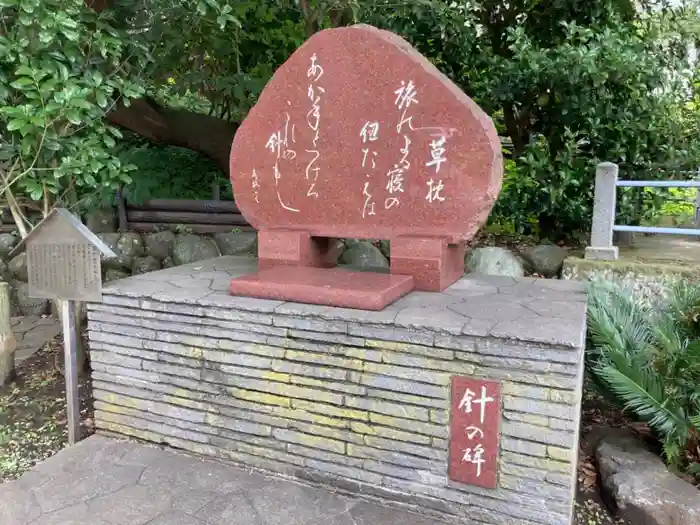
[449,376,501,489]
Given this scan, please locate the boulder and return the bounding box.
[339,241,389,270]
[8,252,27,282]
[466,247,525,277]
[100,232,144,270]
[162,256,176,269]
[213,232,257,256]
[144,231,176,260]
[522,244,568,277]
[12,282,49,316]
[378,240,390,260]
[172,234,220,266]
[96,233,120,254]
[117,232,145,258]
[84,207,117,233]
[132,256,161,275]
[0,233,18,260]
[97,233,127,270]
[103,268,130,283]
[596,430,700,525]
[0,259,12,283]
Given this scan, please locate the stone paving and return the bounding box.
[12,315,61,364]
[0,435,446,525]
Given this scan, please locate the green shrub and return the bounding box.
[117,145,232,203]
[587,279,700,477]
[489,132,592,242]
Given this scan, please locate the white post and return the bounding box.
[0,282,17,386]
[694,168,700,230]
[585,162,619,261]
[61,299,81,444]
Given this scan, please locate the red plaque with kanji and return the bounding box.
[449,377,501,489]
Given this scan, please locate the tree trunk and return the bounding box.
[106,98,238,175]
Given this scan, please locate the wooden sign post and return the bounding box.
[9,208,116,445]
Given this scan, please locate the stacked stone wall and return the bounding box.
[87,286,585,525]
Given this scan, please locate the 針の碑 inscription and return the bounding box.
[229,24,502,244]
[449,376,501,489]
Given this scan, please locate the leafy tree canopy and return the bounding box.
[2,0,700,239]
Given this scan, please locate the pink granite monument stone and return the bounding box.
[229,24,502,310]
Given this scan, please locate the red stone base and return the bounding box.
[257,230,343,270]
[229,266,415,311]
[390,237,466,291]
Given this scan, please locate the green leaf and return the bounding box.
[6,119,24,131]
[95,91,108,108]
[14,65,33,77]
[65,110,81,125]
[10,77,33,88]
[60,29,79,42]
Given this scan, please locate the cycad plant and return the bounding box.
[587,278,700,478]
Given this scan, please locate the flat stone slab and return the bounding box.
[12,315,61,364]
[100,255,587,348]
[229,266,415,310]
[0,435,447,525]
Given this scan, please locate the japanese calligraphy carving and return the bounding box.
[449,376,501,489]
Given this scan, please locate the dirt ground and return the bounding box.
[1,339,629,524]
[573,380,631,525]
[0,338,94,482]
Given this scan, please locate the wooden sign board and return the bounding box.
[9,208,116,446]
[10,208,116,302]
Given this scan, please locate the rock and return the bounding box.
[522,244,568,277]
[117,232,145,258]
[0,233,18,260]
[103,268,130,283]
[12,282,49,316]
[466,247,525,277]
[377,240,390,260]
[172,234,220,265]
[8,252,27,282]
[132,256,161,275]
[96,233,120,254]
[596,430,700,525]
[85,208,117,234]
[162,256,176,269]
[213,232,257,256]
[100,232,144,270]
[144,231,176,260]
[97,233,127,270]
[0,259,12,283]
[338,241,389,270]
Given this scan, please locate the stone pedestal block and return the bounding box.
[88,257,588,525]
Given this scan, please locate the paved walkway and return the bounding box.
[619,234,700,265]
[0,435,443,525]
[12,315,61,364]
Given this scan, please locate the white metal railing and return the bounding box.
[585,162,700,261]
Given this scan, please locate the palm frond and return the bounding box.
[690,413,700,431]
[593,347,689,440]
[662,440,684,467]
[587,280,654,359]
[665,278,700,337]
